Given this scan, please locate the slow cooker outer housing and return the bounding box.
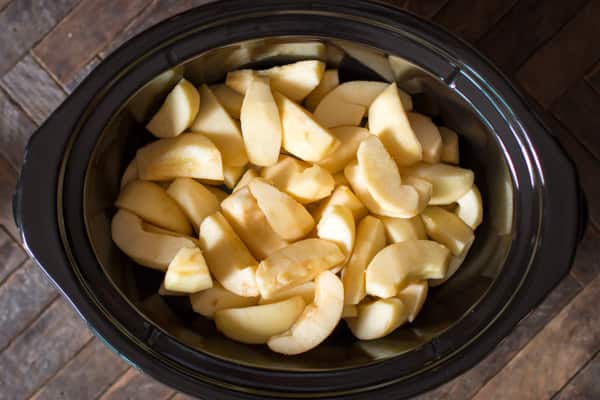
[14,1,583,398]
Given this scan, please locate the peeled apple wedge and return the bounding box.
[274,92,340,162]
[317,126,371,173]
[365,240,450,298]
[346,298,408,340]
[128,66,184,123]
[166,178,220,232]
[396,281,428,322]
[260,155,305,189]
[111,209,196,270]
[430,235,474,286]
[304,69,340,112]
[258,281,315,305]
[158,282,186,297]
[233,168,259,192]
[198,212,259,297]
[342,305,358,318]
[439,127,460,164]
[421,207,475,256]
[206,186,228,202]
[120,159,138,188]
[221,187,289,260]
[248,178,315,241]
[401,175,432,212]
[240,77,282,166]
[343,215,386,305]
[256,239,345,299]
[136,132,223,181]
[222,165,246,189]
[401,162,474,205]
[268,270,344,355]
[380,216,427,244]
[455,185,483,229]
[164,247,213,293]
[116,180,192,235]
[312,185,368,223]
[333,172,349,187]
[146,78,200,138]
[317,205,356,258]
[407,112,442,163]
[285,164,335,204]
[368,83,422,166]
[190,283,257,318]
[191,84,248,167]
[344,161,388,216]
[210,84,243,119]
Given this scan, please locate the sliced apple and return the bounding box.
[368,83,422,166]
[407,112,442,163]
[146,78,200,138]
[210,84,243,118]
[317,126,370,173]
[166,178,220,232]
[260,155,306,190]
[342,305,358,318]
[222,165,245,189]
[346,298,408,340]
[190,283,257,319]
[401,162,474,205]
[136,132,223,181]
[401,175,432,212]
[429,236,474,286]
[258,281,315,305]
[344,161,388,216]
[248,178,315,241]
[274,92,339,162]
[164,247,213,293]
[343,215,386,305]
[120,159,138,188]
[256,239,345,299]
[158,282,186,296]
[439,127,460,164]
[380,216,426,244]
[268,270,343,355]
[421,206,475,256]
[304,69,340,112]
[206,186,228,202]
[333,171,349,187]
[198,212,259,297]
[233,168,259,192]
[455,185,483,229]
[128,66,184,123]
[286,164,335,204]
[111,209,196,270]
[365,240,450,298]
[312,185,368,223]
[396,281,428,322]
[116,180,192,235]
[317,205,356,259]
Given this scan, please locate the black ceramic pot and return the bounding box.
[14,1,585,398]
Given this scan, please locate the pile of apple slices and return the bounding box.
[112,60,483,355]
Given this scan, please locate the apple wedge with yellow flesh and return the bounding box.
[342,305,358,318]
[317,205,356,259]
[260,155,305,189]
[164,247,213,293]
[455,185,483,229]
[346,298,409,340]
[206,186,228,202]
[285,164,335,204]
[136,132,223,181]
[368,83,422,166]
[198,212,259,297]
[304,69,339,112]
[380,216,427,244]
[365,240,450,298]
[421,206,475,256]
[401,175,432,212]
[248,178,315,241]
[116,180,192,235]
[439,127,460,164]
[401,162,474,205]
[317,126,370,173]
[274,92,340,162]
[146,78,200,138]
[256,239,345,299]
[343,216,386,305]
[396,281,428,322]
[166,178,220,232]
[344,161,388,216]
[210,84,243,119]
[268,270,343,355]
[407,112,442,163]
[233,168,259,192]
[191,84,248,167]
[215,296,306,344]
[258,281,315,305]
[221,187,289,260]
[158,282,186,297]
[111,209,196,271]
[333,172,349,187]
[190,283,257,319]
[222,165,246,189]
[120,159,138,188]
[430,236,474,287]
[312,185,368,223]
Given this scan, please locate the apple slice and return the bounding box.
[407,112,442,163]
[111,209,196,270]
[317,126,370,173]
[164,247,213,293]
[439,127,460,164]
[233,168,259,192]
[260,155,305,189]
[401,175,432,212]
[210,84,243,118]
[342,305,358,318]
[248,178,315,241]
[274,92,340,162]
[344,161,388,216]
[128,66,184,123]
[198,212,259,297]
[120,159,138,188]
[268,270,344,355]
[191,84,248,167]
[365,240,450,298]
[158,282,186,296]
[317,205,356,259]
[429,235,474,286]
[221,187,289,260]
[304,69,340,111]
[380,216,426,244]
[166,178,220,232]
[223,165,246,189]
[333,172,349,187]
[421,207,475,256]
[346,298,408,340]
[343,215,386,305]
[368,83,422,166]
[136,132,223,181]
[396,281,428,322]
[190,282,257,319]
[256,239,345,299]
[312,185,368,223]
[455,185,483,229]
[285,164,335,204]
[206,186,228,202]
[401,162,474,205]
[116,180,192,235]
[258,281,315,305]
[146,78,200,138]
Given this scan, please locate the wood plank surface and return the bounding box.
[0,88,36,169]
[98,368,175,400]
[0,226,25,283]
[0,154,20,240]
[569,225,600,286]
[63,55,101,94]
[554,352,600,400]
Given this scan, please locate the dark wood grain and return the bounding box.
[0,299,93,400]
[0,226,25,283]
[0,0,81,76]
[0,88,36,169]
[30,338,129,400]
[0,154,19,239]
[476,0,588,74]
[0,54,66,125]
[417,275,582,399]
[98,368,175,400]
[570,225,600,286]
[515,0,600,108]
[63,55,101,94]
[0,0,11,13]
[554,351,600,400]
[33,0,149,86]
[473,275,600,399]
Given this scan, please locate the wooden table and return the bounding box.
[0,1,599,399]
